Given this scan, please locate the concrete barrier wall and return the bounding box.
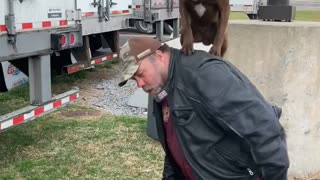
[224,20,320,176]
[165,20,320,176]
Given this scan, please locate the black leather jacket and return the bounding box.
[152,48,289,180]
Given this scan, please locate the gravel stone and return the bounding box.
[92,77,148,117]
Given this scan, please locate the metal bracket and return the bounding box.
[5,0,17,52]
[104,0,110,21]
[143,0,151,21]
[110,0,117,7]
[91,0,99,7]
[122,19,130,28]
[167,0,174,15]
[91,0,103,22]
[97,0,103,22]
[5,15,17,52]
[66,10,82,21]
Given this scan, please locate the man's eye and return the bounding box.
[138,71,143,77]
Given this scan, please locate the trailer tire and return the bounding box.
[164,23,173,35]
[247,14,258,19]
[0,63,7,92]
[135,21,153,34]
[89,35,102,52]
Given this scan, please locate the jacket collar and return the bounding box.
[153,47,179,102]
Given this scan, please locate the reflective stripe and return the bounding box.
[0,92,79,132]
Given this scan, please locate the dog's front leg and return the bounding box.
[179,0,194,55]
[209,0,230,57]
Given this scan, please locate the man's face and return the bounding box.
[132,50,168,95]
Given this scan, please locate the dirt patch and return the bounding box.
[289,172,320,180]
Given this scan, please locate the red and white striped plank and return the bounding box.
[0,20,73,33]
[65,63,86,74]
[229,4,253,7]
[82,10,132,17]
[0,92,79,132]
[0,25,6,32]
[84,12,95,17]
[152,1,178,7]
[90,54,118,65]
[111,10,131,15]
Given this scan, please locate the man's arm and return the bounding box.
[194,61,289,179]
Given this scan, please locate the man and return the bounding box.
[118,37,289,180]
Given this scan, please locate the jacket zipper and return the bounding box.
[200,100,259,177]
[181,87,258,178]
[247,168,254,176]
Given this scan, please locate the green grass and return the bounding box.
[0,58,119,116]
[0,84,29,116]
[230,10,320,22]
[95,59,119,70]
[295,10,320,22]
[0,105,164,180]
[52,71,88,85]
[229,12,249,20]
[0,71,89,116]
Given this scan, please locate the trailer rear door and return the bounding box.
[109,0,133,15]
[150,0,179,9]
[0,0,75,34]
[76,0,99,17]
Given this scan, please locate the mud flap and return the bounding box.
[0,62,28,92]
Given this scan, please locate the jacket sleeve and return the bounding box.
[162,154,181,180]
[194,61,289,180]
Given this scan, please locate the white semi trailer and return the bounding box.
[0,0,179,132]
[229,0,268,19]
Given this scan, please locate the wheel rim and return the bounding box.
[138,21,152,33]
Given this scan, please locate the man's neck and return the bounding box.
[154,49,174,103]
[162,51,171,84]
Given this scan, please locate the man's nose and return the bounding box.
[136,78,145,88]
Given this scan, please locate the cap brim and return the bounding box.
[118,63,140,87]
[118,80,128,87]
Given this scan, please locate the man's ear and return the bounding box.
[154,50,165,63]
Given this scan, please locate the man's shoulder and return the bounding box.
[176,49,225,71]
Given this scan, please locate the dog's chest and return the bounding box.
[193,3,206,17]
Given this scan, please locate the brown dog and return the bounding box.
[179,0,230,57]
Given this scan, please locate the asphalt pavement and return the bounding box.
[119,29,174,47]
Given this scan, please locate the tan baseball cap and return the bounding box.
[118,37,162,87]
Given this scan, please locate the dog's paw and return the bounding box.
[209,46,222,57]
[181,44,194,55]
[180,30,194,55]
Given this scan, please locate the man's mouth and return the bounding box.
[143,87,152,93]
